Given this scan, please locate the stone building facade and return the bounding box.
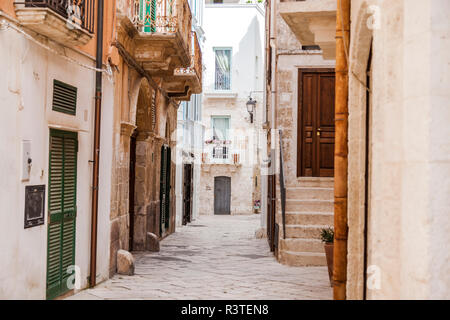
[345,0,450,300]
[109,0,201,276]
[175,0,206,227]
[263,0,336,266]
[200,1,265,216]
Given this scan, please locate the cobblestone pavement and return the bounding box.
[68,214,332,300]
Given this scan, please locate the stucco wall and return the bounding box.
[0,23,112,299]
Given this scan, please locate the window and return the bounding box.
[52,80,77,115]
[214,48,232,90]
[212,116,230,141]
[211,116,230,159]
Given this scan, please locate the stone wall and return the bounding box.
[199,95,262,216]
[347,0,450,300]
[109,53,179,276]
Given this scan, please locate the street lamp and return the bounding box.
[246,97,256,124]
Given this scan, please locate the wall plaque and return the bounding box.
[24,185,45,229]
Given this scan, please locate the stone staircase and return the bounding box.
[278,178,334,266]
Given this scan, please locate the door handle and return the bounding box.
[317,128,322,136]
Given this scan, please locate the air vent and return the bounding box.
[52,80,77,115]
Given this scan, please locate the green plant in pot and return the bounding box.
[320,227,334,287]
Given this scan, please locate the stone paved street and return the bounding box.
[68,215,332,300]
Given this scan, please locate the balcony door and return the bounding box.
[297,69,335,177]
[211,116,230,160]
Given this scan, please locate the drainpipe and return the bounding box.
[90,0,104,288]
[333,0,350,300]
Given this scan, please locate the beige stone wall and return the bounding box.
[270,7,335,243]
[109,51,179,275]
[200,96,262,215]
[347,0,450,300]
[200,165,255,215]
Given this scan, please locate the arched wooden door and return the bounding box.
[214,176,231,215]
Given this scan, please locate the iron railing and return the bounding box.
[215,68,231,90]
[132,0,192,38]
[20,0,95,33]
[174,31,202,83]
[279,129,287,240]
[212,146,229,159]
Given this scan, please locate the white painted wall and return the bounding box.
[175,0,205,227]
[0,20,112,299]
[203,4,265,97]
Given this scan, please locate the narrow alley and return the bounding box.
[68,215,332,300]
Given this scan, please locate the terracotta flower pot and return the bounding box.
[324,243,334,287]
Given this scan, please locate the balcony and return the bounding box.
[14,0,95,46]
[279,0,336,60]
[163,31,202,101]
[116,0,193,77]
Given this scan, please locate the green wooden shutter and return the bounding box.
[47,129,78,300]
[52,80,77,115]
[160,145,171,234]
[160,145,167,234]
[165,146,171,230]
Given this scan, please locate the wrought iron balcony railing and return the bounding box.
[131,0,192,39]
[174,32,201,77]
[19,0,95,33]
[212,146,229,160]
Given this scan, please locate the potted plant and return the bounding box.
[320,227,334,287]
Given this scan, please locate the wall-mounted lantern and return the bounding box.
[246,97,257,124]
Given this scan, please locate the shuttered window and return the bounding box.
[47,129,78,300]
[52,80,77,115]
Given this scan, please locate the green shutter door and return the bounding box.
[160,145,171,235]
[46,129,78,300]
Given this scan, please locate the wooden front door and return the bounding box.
[214,176,231,215]
[297,69,335,177]
[46,129,78,300]
[160,145,171,236]
[182,163,193,225]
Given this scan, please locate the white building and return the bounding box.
[199,0,265,216]
[0,5,113,299]
[175,0,206,226]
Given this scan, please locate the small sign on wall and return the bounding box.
[24,185,45,229]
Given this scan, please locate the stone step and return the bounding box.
[284,199,334,213]
[286,187,334,200]
[285,224,328,239]
[288,177,334,188]
[280,238,325,253]
[279,250,327,266]
[285,212,334,226]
